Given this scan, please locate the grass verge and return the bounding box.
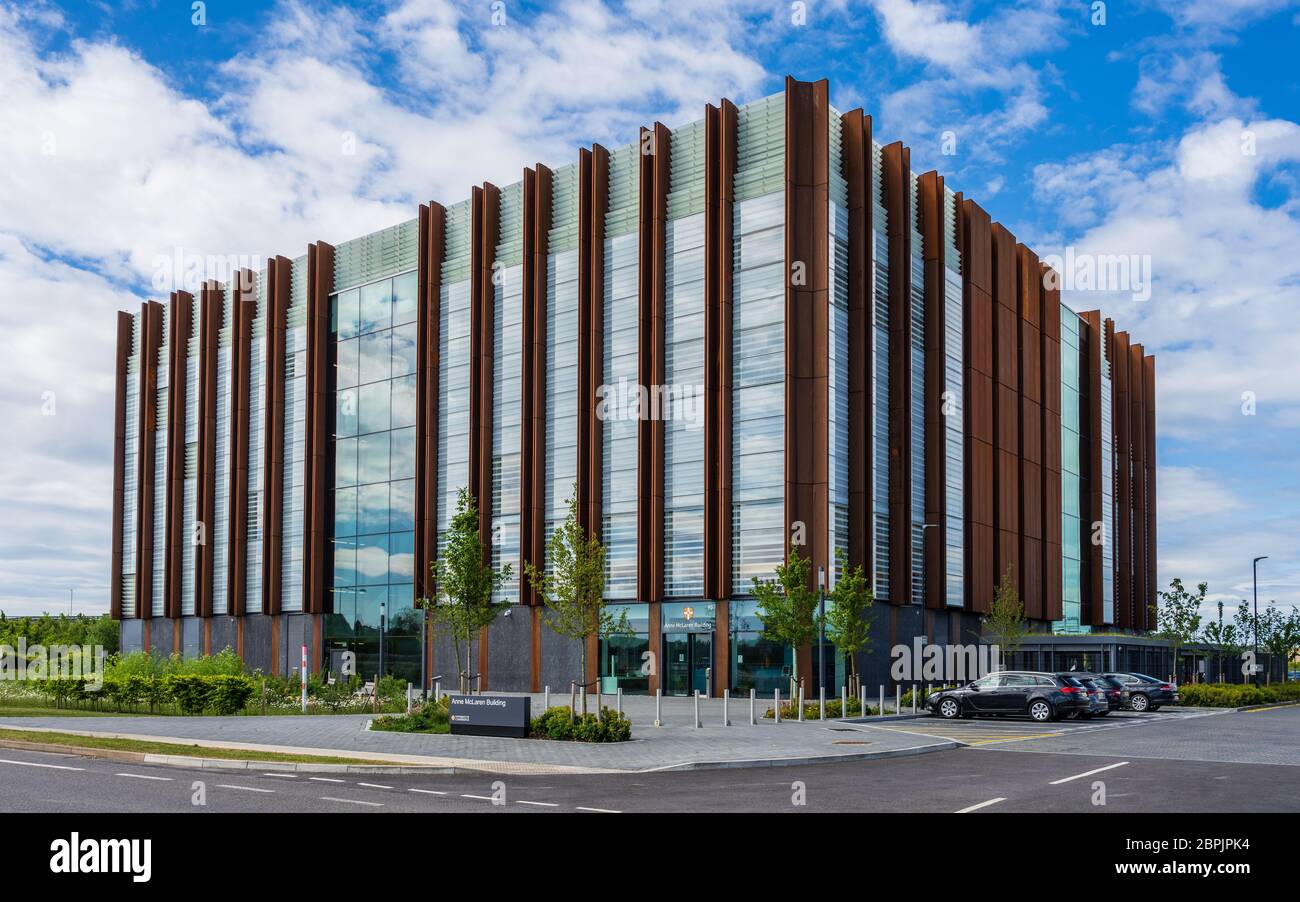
[0,727,395,766]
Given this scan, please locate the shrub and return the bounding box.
[372,696,450,733]
[1179,681,1300,708]
[763,695,877,719]
[164,674,213,715]
[207,675,256,715]
[529,705,632,742]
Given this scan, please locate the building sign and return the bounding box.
[661,603,715,633]
[448,694,531,738]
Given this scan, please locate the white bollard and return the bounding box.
[544,685,549,711]
[879,685,884,717]
[750,688,756,726]
[819,686,826,721]
[654,688,662,727]
[798,687,805,722]
[895,685,901,715]
[616,687,623,717]
[693,691,701,729]
[775,688,781,724]
[723,689,730,727]
[841,685,847,719]
[911,685,917,714]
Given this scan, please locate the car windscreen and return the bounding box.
[1059,676,1085,687]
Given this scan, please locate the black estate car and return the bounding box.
[1101,672,1179,711]
[1060,674,1112,718]
[928,671,1093,722]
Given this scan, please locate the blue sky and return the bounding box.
[1,0,1297,622]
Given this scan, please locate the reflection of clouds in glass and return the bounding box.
[356,544,389,580]
[389,551,414,581]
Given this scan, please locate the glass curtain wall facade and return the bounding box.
[1099,330,1116,623]
[436,201,473,559]
[871,143,890,602]
[942,189,964,606]
[120,317,141,617]
[491,183,524,603]
[730,93,785,594]
[151,305,168,618]
[908,178,925,605]
[212,290,231,615]
[280,259,308,612]
[545,165,580,573]
[602,144,640,599]
[246,285,264,614]
[828,107,850,584]
[663,121,707,598]
[1055,307,1087,632]
[180,307,198,615]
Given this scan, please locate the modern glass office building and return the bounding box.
[110,78,1158,692]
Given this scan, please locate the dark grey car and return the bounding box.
[1102,672,1179,711]
[928,671,1092,723]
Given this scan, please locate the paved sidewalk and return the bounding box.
[0,695,951,774]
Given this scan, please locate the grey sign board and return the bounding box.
[448,694,531,738]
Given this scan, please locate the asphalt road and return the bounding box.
[1,705,1295,814]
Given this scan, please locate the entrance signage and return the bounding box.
[448,694,532,738]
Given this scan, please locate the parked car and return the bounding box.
[1082,674,1126,714]
[928,671,1093,723]
[1101,672,1179,711]
[1064,675,1113,718]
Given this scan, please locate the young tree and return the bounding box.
[752,544,820,700]
[1200,600,1242,684]
[822,547,874,696]
[423,488,511,693]
[524,488,628,714]
[981,566,1029,669]
[1154,578,1205,683]
[1257,603,1300,684]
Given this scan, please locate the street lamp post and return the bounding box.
[817,565,826,695]
[1253,556,1268,687]
[379,601,387,680]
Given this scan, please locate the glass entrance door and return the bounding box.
[663,633,713,696]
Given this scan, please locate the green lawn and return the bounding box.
[0,727,399,766]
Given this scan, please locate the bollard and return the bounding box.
[775,688,781,724]
[911,685,917,714]
[596,687,602,714]
[895,685,901,716]
[861,684,867,717]
[654,688,662,727]
[723,689,731,726]
[841,685,847,718]
[879,685,884,717]
[750,688,756,726]
[543,685,549,711]
[434,679,441,702]
[693,691,701,729]
[406,683,413,714]
[819,686,826,721]
[798,687,805,722]
[616,687,623,717]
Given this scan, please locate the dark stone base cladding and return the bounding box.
[181,617,203,658]
[240,614,274,675]
[208,616,238,657]
[120,619,145,654]
[149,618,176,656]
[274,613,315,677]
[486,606,532,692]
[539,619,584,694]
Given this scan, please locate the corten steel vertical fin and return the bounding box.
[1081,309,1105,625]
[989,225,1020,600]
[576,150,595,535]
[1040,263,1063,622]
[784,75,829,692]
[919,171,948,611]
[525,166,550,607]
[638,123,670,604]
[882,140,912,608]
[415,208,445,606]
[111,311,133,620]
[1112,329,1132,629]
[716,100,738,601]
[136,300,164,622]
[472,184,499,553]
[164,290,192,621]
[262,256,291,616]
[1016,245,1044,621]
[1130,342,1148,631]
[588,146,610,547]
[842,109,873,580]
[196,282,221,618]
[961,199,995,614]
[1144,353,1156,630]
[305,242,335,614]
[228,270,257,617]
[704,103,721,602]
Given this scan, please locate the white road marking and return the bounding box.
[356,782,392,790]
[461,794,495,801]
[575,806,621,814]
[0,758,84,771]
[309,777,345,783]
[321,796,383,807]
[955,797,1006,813]
[1049,761,1129,785]
[217,784,275,793]
[263,773,298,779]
[516,800,559,808]
[409,788,447,796]
[114,772,172,781]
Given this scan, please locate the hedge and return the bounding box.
[530,706,632,742]
[1178,681,1300,708]
[37,674,256,715]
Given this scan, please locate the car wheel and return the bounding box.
[1028,700,1054,722]
[938,698,961,720]
[1129,693,1150,712]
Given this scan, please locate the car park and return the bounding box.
[927,671,1093,723]
[1102,672,1179,711]
[1083,674,1126,714]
